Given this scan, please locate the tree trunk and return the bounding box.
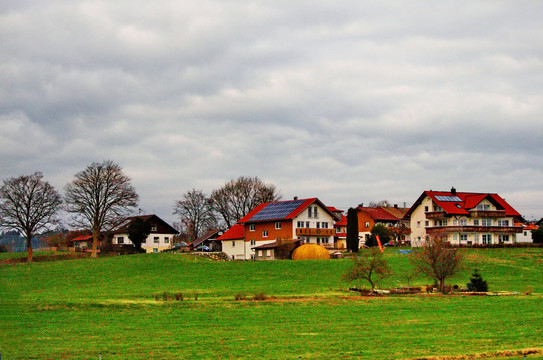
[91,228,99,258]
[26,236,33,262]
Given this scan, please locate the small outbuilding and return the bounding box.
[291,243,331,260]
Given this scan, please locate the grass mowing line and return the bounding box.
[408,347,543,359]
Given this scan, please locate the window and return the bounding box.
[322,222,328,229]
[365,221,370,228]
[473,234,479,243]
[482,219,492,226]
[275,222,281,229]
[460,219,467,226]
[306,221,310,228]
[477,204,490,211]
[250,239,255,246]
[151,225,157,231]
[482,234,492,244]
[425,206,429,212]
[316,222,320,229]
[154,237,159,243]
[117,236,124,244]
[262,230,268,237]
[313,206,318,219]
[473,219,479,226]
[250,224,255,231]
[266,250,271,257]
[232,241,235,247]
[460,234,468,241]
[308,207,313,218]
[452,220,458,226]
[153,248,158,253]
[498,235,510,243]
[425,220,429,227]
[417,221,421,228]
[498,220,509,227]
[164,237,169,244]
[453,234,458,241]
[297,221,304,228]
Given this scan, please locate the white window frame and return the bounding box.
[262,230,268,237]
[275,222,281,230]
[250,224,255,231]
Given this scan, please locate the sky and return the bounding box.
[1,1,543,225]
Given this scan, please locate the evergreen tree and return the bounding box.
[467,268,488,292]
[346,207,359,252]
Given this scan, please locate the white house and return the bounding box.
[112,214,178,253]
[404,188,523,247]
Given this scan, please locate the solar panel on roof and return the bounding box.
[435,195,462,202]
[250,200,305,221]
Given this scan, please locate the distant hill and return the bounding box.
[0,230,48,252]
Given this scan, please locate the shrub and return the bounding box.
[252,293,267,301]
[467,269,488,292]
[234,292,246,301]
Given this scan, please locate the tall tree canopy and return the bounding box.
[210,176,281,228]
[0,172,62,262]
[346,207,359,252]
[174,189,218,241]
[64,160,139,258]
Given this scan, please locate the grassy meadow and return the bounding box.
[1,248,542,359]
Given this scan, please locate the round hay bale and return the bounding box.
[291,243,331,260]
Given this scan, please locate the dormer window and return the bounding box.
[151,224,157,232]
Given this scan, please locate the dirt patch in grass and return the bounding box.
[409,347,542,359]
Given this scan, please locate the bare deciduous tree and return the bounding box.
[64,160,139,258]
[210,176,281,228]
[411,234,463,293]
[343,248,393,293]
[369,200,391,208]
[0,172,62,262]
[173,189,217,241]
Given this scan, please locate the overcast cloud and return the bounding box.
[1,1,542,224]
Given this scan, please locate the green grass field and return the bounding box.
[1,248,542,359]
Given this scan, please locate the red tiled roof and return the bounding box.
[405,190,522,218]
[72,235,92,242]
[515,223,539,230]
[217,224,244,240]
[357,207,400,221]
[335,214,347,226]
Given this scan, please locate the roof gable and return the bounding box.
[217,224,244,240]
[357,207,400,221]
[405,190,522,218]
[113,214,179,235]
[243,198,338,223]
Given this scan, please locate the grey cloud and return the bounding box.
[1,1,543,221]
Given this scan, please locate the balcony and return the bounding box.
[469,210,506,218]
[427,225,522,234]
[425,211,447,219]
[296,228,335,237]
